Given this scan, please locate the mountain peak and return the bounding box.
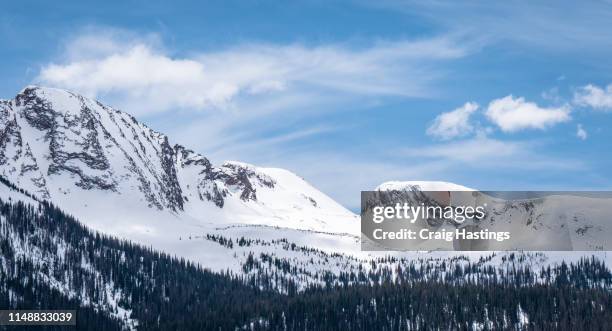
[0,85,357,236]
[377,181,474,192]
[17,84,42,94]
[15,85,103,117]
[18,85,75,95]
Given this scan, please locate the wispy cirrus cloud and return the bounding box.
[367,1,612,53]
[401,135,584,171]
[31,28,484,211]
[406,136,524,163]
[36,29,468,115]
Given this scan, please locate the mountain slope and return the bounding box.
[372,181,612,251]
[376,181,474,192]
[0,175,289,330]
[0,86,357,239]
[2,175,612,331]
[2,86,611,292]
[2,87,612,330]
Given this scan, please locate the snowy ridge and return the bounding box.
[0,86,367,287]
[0,86,357,237]
[3,175,611,330]
[374,182,612,251]
[377,181,474,192]
[0,86,611,296]
[3,174,608,298]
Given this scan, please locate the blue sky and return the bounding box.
[2,0,612,209]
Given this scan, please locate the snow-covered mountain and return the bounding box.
[0,86,371,286]
[1,86,611,293]
[0,86,357,236]
[3,174,610,330]
[376,181,474,192]
[372,181,612,251]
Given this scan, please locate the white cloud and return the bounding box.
[573,84,612,111]
[485,95,570,132]
[426,102,478,140]
[576,124,588,140]
[36,31,467,115]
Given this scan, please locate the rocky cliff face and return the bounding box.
[0,86,356,234]
[0,87,278,210]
